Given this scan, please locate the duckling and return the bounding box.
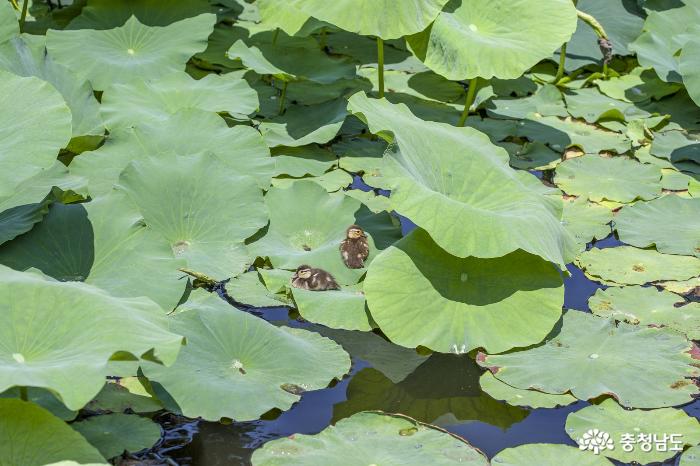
[339,224,369,269]
[291,265,340,291]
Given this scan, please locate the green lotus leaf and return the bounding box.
[72,414,161,460]
[498,142,561,171]
[479,372,577,409]
[252,411,488,465]
[681,445,700,466]
[0,1,17,43]
[0,399,105,465]
[615,195,700,257]
[259,99,348,147]
[575,246,700,285]
[561,197,613,248]
[334,136,387,189]
[596,67,682,103]
[285,0,450,40]
[566,398,700,464]
[0,266,183,410]
[270,145,337,178]
[357,68,466,105]
[291,284,372,331]
[407,0,577,80]
[46,14,216,90]
[344,189,392,213]
[487,84,568,120]
[589,286,700,338]
[70,109,273,196]
[45,463,109,466]
[0,69,72,197]
[325,31,411,67]
[1,387,77,421]
[662,168,697,191]
[348,93,577,267]
[659,277,700,295]
[86,383,162,414]
[365,228,564,353]
[101,71,258,130]
[68,0,213,29]
[0,37,103,143]
[118,152,267,278]
[249,181,398,285]
[271,169,354,193]
[554,155,662,203]
[478,310,700,408]
[141,293,350,421]
[0,194,186,311]
[563,88,650,124]
[650,131,700,164]
[257,0,311,36]
[491,443,614,466]
[274,77,372,106]
[223,271,288,308]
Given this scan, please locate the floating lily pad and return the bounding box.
[0,387,77,421]
[0,266,183,410]
[488,84,568,120]
[72,414,161,460]
[259,99,348,147]
[85,383,162,414]
[615,195,700,256]
[365,228,564,354]
[407,0,577,80]
[224,271,288,308]
[659,277,700,295]
[561,198,613,248]
[271,169,353,193]
[0,1,17,43]
[478,310,700,408]
[681,445,700,466]
[118,152,267,278]
[491,443,614,466]
[596,67,682,103]
[566,398,700,464]
[291,284,372,331]
[348,93,576,267]
[554,155,662,203]
[575,246,700,285]
[479,372,577,409]
[651,131,700,164]
[0,399,105,465]
[589,286,700,338]
[499,142,562,171]
[270,145,337,178]
[563,88,650,123]
[46,14,216,90]
[142,293,350,421]
[67,0,213,29]
[252,411,489,465]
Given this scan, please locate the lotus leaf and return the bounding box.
[566,399,700,463]
[291,284,372,331]
[499,142,561,171]
[554,155,662,203]
[271,169,354,193]
[141,293,350,421]
[270,145,337,178]
[491,443,613,466]
[46,14,216,90]
[0,1,17,43]
[86,383,162,414]
[651,131,700,164]
[251,411,488,465]
[681,38,700,106]
[0,70,71,197]
[259,99,348,147]
[364,228,564,353]
[72,414,161,460]
[407,0,577,80]
[0,266,183,409]
[357,68,466,105]
[479,372,576,409]
[661,168,696,191]
[348,93,576,267]
[615,195,700,256]
[563,88,650,123]
[478,310,700,408]
[345,189,392,213]
[575,246,700,285]
[487,84,568,120]
[45,463,109,466]
[0,399,105,465]
[285,0,450,40]
[561,198,613,248]
[68,0,213,29]
[0,387,77,421]
[256,0,310,36]
[224,272,288,308]
[596,67,682,103]
[118,152,267,278]
[681,445,700,466]
[101,72,258,129]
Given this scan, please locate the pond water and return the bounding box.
[160,177,697,466]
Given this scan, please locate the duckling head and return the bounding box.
[346,224,365,239]
[294,265,313,279]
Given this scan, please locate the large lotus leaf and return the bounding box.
[575,246,700,285]
[487,84,568,120]
[596,67,682,103]
[478,310,700,408]
[252,411,488,465]
[248,181,395,285]
[650,131,700,165]
[68,0,212,29]
[615,195,700,256]
[0,69,72,197]
[118,152,267,278]
[71,109,273,196]
[285,0,449,40]
[291,284,372,331]
[256,0,311,36]
[357,68,466,106]
[270,145,337,178]
[72,414,161,460]
[681,38,700,106]
[491,444,613,466]
[0,1,17,43]
[259,99,348,147]
[499,142,561,171]
[1,386,77,420]
[46,14,216,90]
[271,169,354,193]
[0,399,105,465]
[554,155,662,203]
[589,286,700,338]
[0,193,185,310]
[561,198,613,248]
[407,0,577,80]
[659,277,700,295]
[141,293,350,421]
[566,399,700,464]
[682,445,700,466]
[86,383,162,414]
[479,372,577,409]
[364,228,564,353]
[348,93,576,266]
[0,37,103,141]
[223,271,288,308]
[563,88,650,124]
[101,72,258,130]
[0,266,183,410]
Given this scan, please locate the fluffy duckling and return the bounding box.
[339,224,369,269]
[291,265,340,291]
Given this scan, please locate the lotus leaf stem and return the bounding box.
[19,386,27,401]
[9,0,18,10]
[554,43,568,84]
[377,37,385,98]
[272,27,280,46]
[279,81,288,115]
[19,0,29,31]
[457,77,479,127]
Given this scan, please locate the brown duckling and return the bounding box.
[339,224,369,269]
[291,265,340,291]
